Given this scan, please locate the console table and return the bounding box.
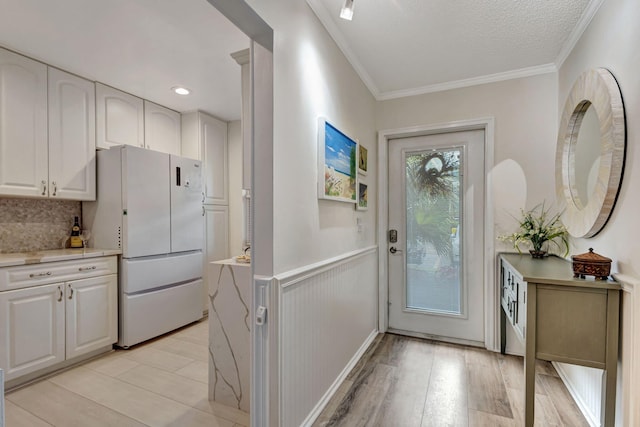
[499,253,620,427]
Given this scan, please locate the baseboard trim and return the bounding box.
[5,345,113,392]
[300,328,379,426]
[552,361,600,427]
[387,327,485,349]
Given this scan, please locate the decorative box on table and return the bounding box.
[572,248,612,280]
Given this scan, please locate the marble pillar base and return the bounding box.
[208,260,251,412]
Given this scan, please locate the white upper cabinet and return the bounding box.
[0,48,48,197]
[96,83,144,150]
[48,68,96,200]
[182,111,228,205]
[144,101,181,155]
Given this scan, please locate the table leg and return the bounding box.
[524,283,537,427]
[602,289,620,427]
[500,307,507,354]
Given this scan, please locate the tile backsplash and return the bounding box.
[0,198,81,253]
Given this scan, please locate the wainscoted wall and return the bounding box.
[0,198,80,253]
[274,247,378,427]
[553,361,603,426]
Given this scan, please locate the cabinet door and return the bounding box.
[0,283,65,381]
[96,83,144,150]
[201,113,228,205]
[145,101,181,155]
[203,205,229,310]
[0,48,48,198]
[48,68,96,200]
[65,274,117,359]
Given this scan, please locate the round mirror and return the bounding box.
[556,68,626,238]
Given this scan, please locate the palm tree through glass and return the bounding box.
[405,148,462,314]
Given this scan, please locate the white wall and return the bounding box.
[556,0,640,425]
[227,119,243,257]
[243,0,377,275]
[376,73,559,250]
[237,1,379,424]
[559,0,640,278]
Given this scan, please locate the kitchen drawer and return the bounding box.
[0,256,117,292]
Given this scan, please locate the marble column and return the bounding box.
[208,260,251,412]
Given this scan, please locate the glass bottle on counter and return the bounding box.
[70,216,83,248]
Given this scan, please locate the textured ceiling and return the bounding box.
[307,0,600,99]
[0,0,249,121]
[0,0,602,115]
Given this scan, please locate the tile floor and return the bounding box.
[3,319,249,427]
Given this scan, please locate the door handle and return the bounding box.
[389,247,402,254]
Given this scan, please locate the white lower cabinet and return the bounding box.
[0,257,118,383]
[0,283,65,381]
[65,275,118,359]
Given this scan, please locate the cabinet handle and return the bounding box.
[78,266,97,272]
[57,286,63,302]
[41,180,47,196]
[29,271,52,278]
[68,283,74,300]
[202,192,205,203]
[202,206,205,216]
[51,181,57,196]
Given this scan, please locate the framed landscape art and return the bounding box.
[318,117,358,203]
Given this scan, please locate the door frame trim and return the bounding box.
[377,118,497,351]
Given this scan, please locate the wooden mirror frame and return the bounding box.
[556,68,626,238]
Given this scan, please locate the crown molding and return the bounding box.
[555,0,605,68]
[306,0,591,102]
[377,63,558,101]
[305,0,382,98]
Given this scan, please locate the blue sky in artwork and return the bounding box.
[325,122,355,176]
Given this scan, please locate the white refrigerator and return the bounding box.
[84,145,204,347]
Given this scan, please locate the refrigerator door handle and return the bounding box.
[176,167,181,186]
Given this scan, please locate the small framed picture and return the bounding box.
[317,117,358,203]
[358,145,368,175]
[357,182,368,211]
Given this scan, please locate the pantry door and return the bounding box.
[387,130,485,344]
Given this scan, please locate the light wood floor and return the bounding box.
[314,333,590,427]
[3,319,249,427]
[4,328,590,427]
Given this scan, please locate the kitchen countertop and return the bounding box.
[212,257,251,266]
[0,248,122,268]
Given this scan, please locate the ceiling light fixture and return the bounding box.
[340,0,354,20]
[172,86,191,95]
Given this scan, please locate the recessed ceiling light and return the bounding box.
[172,86,191,95]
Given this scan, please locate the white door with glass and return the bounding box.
[388,130,485,344]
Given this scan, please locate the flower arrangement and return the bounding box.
[499,203,569,258]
